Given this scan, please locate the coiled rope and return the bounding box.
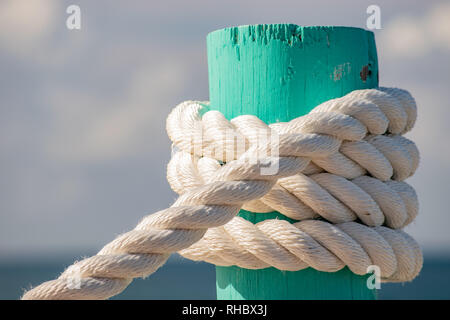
[22,87,422,300]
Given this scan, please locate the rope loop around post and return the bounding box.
[22,87,422,300]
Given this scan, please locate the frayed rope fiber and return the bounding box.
[22,87,422,300]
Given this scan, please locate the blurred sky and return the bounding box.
[1,0,449,257]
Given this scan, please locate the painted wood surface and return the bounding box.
[207,24,379,300]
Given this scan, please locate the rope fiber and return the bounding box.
[22,87,422,300]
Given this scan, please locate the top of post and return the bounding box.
[206,24,378,123]
[207,24,374,48]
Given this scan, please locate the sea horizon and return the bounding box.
[1,249,449,300]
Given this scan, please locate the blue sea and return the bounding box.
[1,251,449,300]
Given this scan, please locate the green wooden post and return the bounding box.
[207,24,379,300]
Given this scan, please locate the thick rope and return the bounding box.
[22,87,421,300]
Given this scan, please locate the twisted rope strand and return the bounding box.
[179,217,421,281]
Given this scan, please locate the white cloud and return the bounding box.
[379,2,450,60]
[427,3,450,51]
[0,0,59,56]
[44,53,192,163]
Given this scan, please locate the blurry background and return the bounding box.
[1,0,449,299]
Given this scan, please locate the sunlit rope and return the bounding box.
[22,87,421,300]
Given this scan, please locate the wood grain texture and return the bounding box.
[207,24,378,300]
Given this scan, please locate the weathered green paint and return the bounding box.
[207,24,378,300]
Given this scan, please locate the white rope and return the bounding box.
[22,87,422,300]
